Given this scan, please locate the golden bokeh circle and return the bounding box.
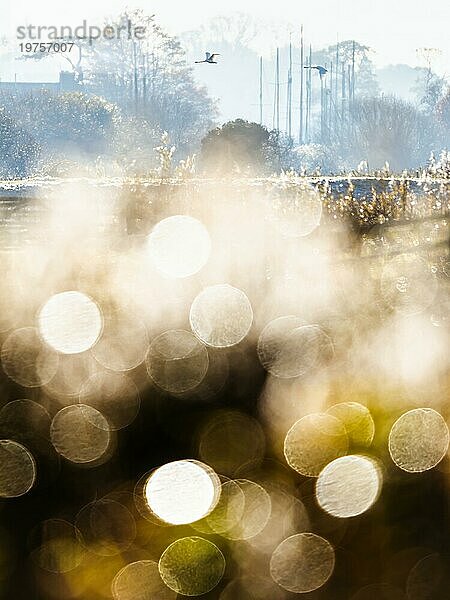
[270,532,335,593]
[158,536,225,596]
[146,330,209,394]
[0,439,36,497]
[0,399,51,440]
[224,479,272,541]
[326,402,375,447]
[388,408,449,473]
[1,327,59,388]
[193,478,246,535]
[190,284,253,348]
[284,413,349,477]
[112,560,176,600]
[50,404,111,464]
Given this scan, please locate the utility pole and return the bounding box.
[141,55,147,111]
[349,62,355,140]
[341,61,346,137]
[132,41,139,115]
[276,47,280,131]
[351,40,356,104]
[335,39,340,134]
[305,44,312,143]
[299,25,304,144]
[308,44,312,144]
[320,67,325,142]
[329,61,333,135]
[287,40,293,138]
[259,56,263,125]
[348,63,352,123]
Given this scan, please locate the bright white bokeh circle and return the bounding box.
[316,455,382,518]
[144,460,220,525]
[147,215,211,278]
[38,291,103,354]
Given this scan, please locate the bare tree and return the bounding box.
[333,96,439,170]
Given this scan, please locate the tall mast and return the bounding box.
[351,40,356,139]
[335,38,340,135]
[320,67,325,142]
[259,56,263,125]
[348,63,353,139]
[351,40,356,104]
[132,41,139,115]
[307,44,312,143]
[141,54,147,110]
[299,25,304,144]
[348,64,352,124]
[287,39,293,138]
[276,47,280,131]
[329,61,333,135]
[341,61,346,132]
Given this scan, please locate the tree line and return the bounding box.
[0,10,449,178]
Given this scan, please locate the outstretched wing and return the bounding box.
[210,53,220,61]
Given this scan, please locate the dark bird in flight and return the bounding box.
[304,65,328,77]
[195,52,220,64]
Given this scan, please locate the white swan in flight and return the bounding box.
[195,52,220,64]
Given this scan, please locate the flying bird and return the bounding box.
[304,65,328,77]
[195,52,220,64]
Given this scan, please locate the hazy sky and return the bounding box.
[2,0,449,73]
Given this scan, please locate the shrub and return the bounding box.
[199,119,293,175]
[0,109,40,178]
